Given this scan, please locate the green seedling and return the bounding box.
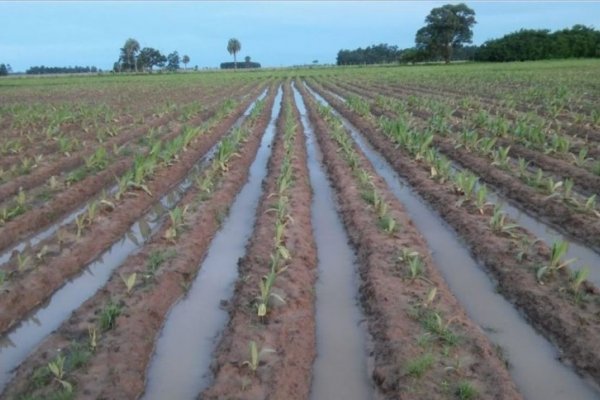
[489,206,519,236]
[48,355,72,393]
[537,240,576,282]
[571,266,590,293]
[242,341,275,372]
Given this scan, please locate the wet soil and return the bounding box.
[202,84,318,400]
[298,83,522,399]
[308,82,600,388]
[322,79,600,252]
[1,86,278,400]
[0,86,266,335]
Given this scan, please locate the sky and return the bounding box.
[1,1,599,71]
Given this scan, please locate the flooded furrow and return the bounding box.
[317,84,600,287]
[293,84,372,400]
[0,89,268,268]
[0,91,268,391]
[142,86,282,400]
[305,83,600,400]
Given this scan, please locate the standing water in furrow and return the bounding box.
[305,84,600,400]
[142,87,282,400]
[293,84,372,400]
[317,85,600,286]
[0,89,268,267]
[0,91,268,392]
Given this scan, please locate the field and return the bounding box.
[0,59,599,400]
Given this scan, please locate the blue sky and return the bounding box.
[1,1,599,71]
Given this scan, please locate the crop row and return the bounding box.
[1,86,277,400]
[306,81,600,386]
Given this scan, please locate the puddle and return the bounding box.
[0,91,268,392]
[142,87,282,400]
[306,83,600,400]
[293,84,372,400]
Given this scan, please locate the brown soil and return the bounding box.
[321,79,600,251]
[1,86,278,400]
[0,83,266,258]
[202,84,318,399]
[299,82,521,399]
[0,80,259,188]
[308,82,600,386]
[0,85,266,335]
[0,85,238,202]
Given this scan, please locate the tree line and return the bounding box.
[337,3,600,65]
[25,65,99,75]
[475,25,600,61]
[114,38,191,72]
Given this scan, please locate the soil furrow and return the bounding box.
[0,85,278,400]
[307,81,600,388]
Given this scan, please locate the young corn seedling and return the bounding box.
[399,249,424,279]
[491,146,511,169]
[474,185,490,214]
[120,272,137,295]
[48,355,73,393]
[17,253,31,272]
[242,341,275,372]
[75,214,87,238]
[164,205,189,242]
[256,270,285,318]
[489,206,519,237]
[571,148,592,167]
[88,325,98,352]
[570,266,590,293]
[537,240,576,282]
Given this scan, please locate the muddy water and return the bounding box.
[317,85,600,289]
[142,87,282,400]
[0,89,267,268]
[0,92,269,392]
[306,84,600,400]
[293,84,373,400]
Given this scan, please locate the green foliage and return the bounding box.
[415,3,477,64]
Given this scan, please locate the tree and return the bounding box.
[138,47,166,71]
[182,55,190,70]
[415,3,476,64]
[119,38,141,72]
[244,55,251,64]
[0,64,8,76]
[166,51,180,71]
[227,38,241,69]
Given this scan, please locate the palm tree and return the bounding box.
[182,55,190,70]
[227,38,241,69]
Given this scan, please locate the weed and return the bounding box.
[99,300,122,331]
[455,381,478,400]
[405,353,434,378]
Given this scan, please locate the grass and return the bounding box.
[405,353,435,378]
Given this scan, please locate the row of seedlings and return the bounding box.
[334,77,600,177]
[298,84,521,399]
[316,80,600,252]
[306,82,600,387]
[202,83,319,399]
[0,88,277,400]
[0,79,258,189]
[0,86,266,335]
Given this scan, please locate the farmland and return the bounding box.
[0,59,600,399]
